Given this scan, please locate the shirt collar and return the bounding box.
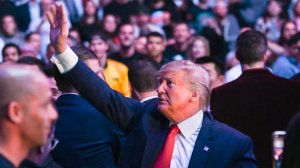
[171,110,204,139]
[140,96,158,103]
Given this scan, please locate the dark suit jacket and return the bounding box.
[63,60,257,168]
[282,112,300,168]
[52,94,125,168]
[211,69,300,168]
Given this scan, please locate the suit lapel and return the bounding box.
[188,112,214,168]
[141,119,169,168]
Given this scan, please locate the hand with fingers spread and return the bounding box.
[46,2,69,54]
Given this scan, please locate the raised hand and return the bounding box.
[46,2,69,54]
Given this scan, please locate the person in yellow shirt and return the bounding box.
[89,33,131,97]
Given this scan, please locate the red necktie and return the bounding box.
[153,124,180,168]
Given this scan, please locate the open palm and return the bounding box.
[46,2,69,53]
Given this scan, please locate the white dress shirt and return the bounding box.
[170,111,203,168]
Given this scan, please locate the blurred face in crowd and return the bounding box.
[1,15,17,36]
[146,36,165,58]
[84,1,97,16]
[214,0,228,19]
[136,13,150,27]
[119,24,135,48]
[28,33,41,52]
[103,14,118,34]
[173,23,191,44]
[283,22,297,41]
[3,46,20,63]
[41,0,53,12]
[288,40,300,62]
[89,37,108,67]
[294,1,300,16]
[267,0,282,17]
[135,36,147,55]
[200,63,224,90]
[20,71,58,148]
[191,40,206,60]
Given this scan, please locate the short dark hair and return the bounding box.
[17,56,54,77]
[88,32,108,43]
[54,46,98,92]
[195,56,225,75]
[146,32,164,40]
[128,57,159,93]
[236,30,268,65]
[71,45,98,61]
[2,43,21,57]
[24,32,39,41]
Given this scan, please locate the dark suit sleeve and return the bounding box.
[63,60,143,133]
[232,136,257,168]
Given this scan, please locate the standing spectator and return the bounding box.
[272,32,300,78]
[211,30,300,168]
[128,58,158,102]
[52,46,125,168]
[0,64,58,168]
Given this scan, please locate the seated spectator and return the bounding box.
[272,32,300,78]
[89,33,131,97]
[145,32,170,67]
[186,36,210,62]
[0,14,24,47]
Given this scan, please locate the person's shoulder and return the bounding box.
[210,118,252,142]
[107,59,128,71]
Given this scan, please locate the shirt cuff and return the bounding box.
[50,46,78,74]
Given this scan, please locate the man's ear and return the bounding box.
[190,92,198,102]
[7,101,24,124]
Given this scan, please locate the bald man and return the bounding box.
[0,64,58,168]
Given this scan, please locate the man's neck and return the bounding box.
[0,133,29,167]
[241,61,265,71]
[120,46,135,58]
[175,42,188,52]
[152,54,163,63]
[139,91,158,101]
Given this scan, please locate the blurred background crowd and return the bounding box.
[0,0,299,83]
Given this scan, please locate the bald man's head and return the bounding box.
[0,64,49,119]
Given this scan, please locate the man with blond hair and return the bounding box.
[47,3,256,168]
